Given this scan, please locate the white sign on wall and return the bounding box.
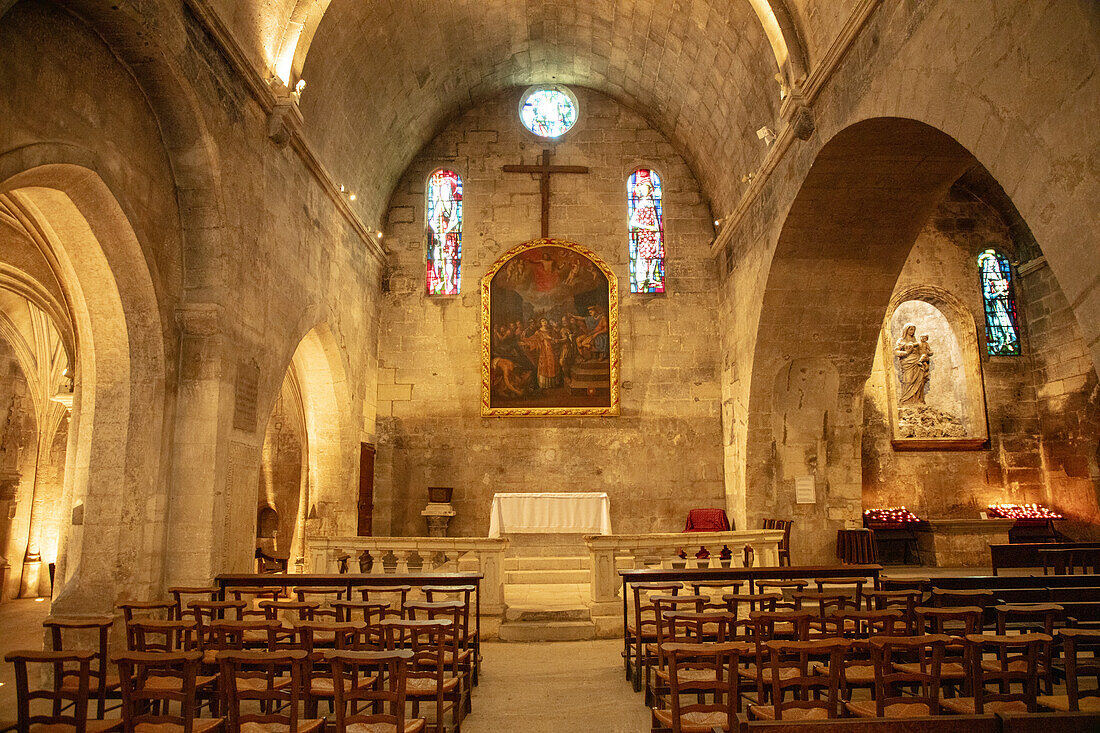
[795,475,816,504]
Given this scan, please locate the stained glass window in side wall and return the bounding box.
[628,169,665,293]
[426,169,463,295]
[978,248,1020,355]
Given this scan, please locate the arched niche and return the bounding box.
[877,287,989,450]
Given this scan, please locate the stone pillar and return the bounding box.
[479,544,506,616]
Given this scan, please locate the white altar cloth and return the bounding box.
[487,492,612,538]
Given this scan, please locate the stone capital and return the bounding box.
[268,100,305,148]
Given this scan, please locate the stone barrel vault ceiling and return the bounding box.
[292,0,802,231]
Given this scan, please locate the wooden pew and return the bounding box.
[729,714,996,732]
[990,542,1100,575]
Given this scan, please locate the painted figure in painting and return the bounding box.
[486,243,615,412]
[894,322,931,405]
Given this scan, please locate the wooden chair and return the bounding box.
[325,649,426,733]
[292,588,344,620]
[814,577,868,610]
[741,611,813,706]
[651,642,744,733]
[864,589,923,634]
[627,582,682,690]
[748,639,850,721]
[691,581,744,611]
[380,619,460,733]
[167,587,219,621]
[845,634,951,718]
[761,519,792,566]
[906,606,984,696]
[722,593,780,620]
[406,601,473,717]
[5,649,122,733]
[1038,628,1100,712]
[992,603,1063,694]
[940,633,1050,714]
[217,650,323,733]
[932,588,995,609]
[422,585,479,684]
[117,601,175,625]
[114,651,223,733]
[646,594,707,706]
[792,591,851,633]
[753,580,808,608]
[825,609,904,694]
[259,600,319,624]
[126,619,198,653]
[358,585,412,620]
[186,601,246,655]
[42,616,118,720]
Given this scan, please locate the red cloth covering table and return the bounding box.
[684,508,731,532]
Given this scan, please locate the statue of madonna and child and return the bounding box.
[893,322,965,438]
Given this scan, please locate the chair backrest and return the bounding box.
[932,588,995,609]
[865,590,922,634]
[186,600,246,650]
[691,581,744,609]
[206,619,282,652]
[225,586,283,604]
[358,585,412,618]
[421,585,475,605]
[1059,628,1100,711]
[664,642,743,733]
[379,619,453,726]
[127,619,198,652]
[868,634,950,716]
[114,651,206,733]
[914,605,984,636]
[832,608,904,639]
[793,591,851,629]
[218,650,311,732]
[331,600,388,624]
[814,577,868,609]
[723,593,780,619]
[631,582,682,635]
[964,633,1050,713]
[764,639,851,719]
[117,601,175,625]
[761,518,793,549]
[260,600,320,623]
[325,650,417,733]
[835,528,878,564]
[405,601,466,675]
[167,586,218,621]
[42,616,113,718]
[662,611,742,644]
[292,621,361,651]
[4,649,94,732]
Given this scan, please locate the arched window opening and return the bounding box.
[426,169,463,295]
[628,169,665,293]
[977,249,1020,356]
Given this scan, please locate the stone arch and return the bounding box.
[257,319,355,568]
[0,161,168,613]
[741,118,976,561]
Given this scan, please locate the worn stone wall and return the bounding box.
[0,341,35,601]
[375,87,725,537]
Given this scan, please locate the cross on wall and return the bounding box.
[502,148,589,238]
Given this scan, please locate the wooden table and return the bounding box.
[617,565,882,689]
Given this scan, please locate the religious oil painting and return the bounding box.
[481,239,619,417]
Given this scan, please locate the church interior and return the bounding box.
[2,0,1100,730]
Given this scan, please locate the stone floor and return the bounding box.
[0,597,50,721]
[463,639,648,733]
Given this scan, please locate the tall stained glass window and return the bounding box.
[978,248,1020,355]
[628,168,665,293]
[426,169,463,295]
[519,86,578,138]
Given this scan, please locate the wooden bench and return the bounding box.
[722,710,1100,732]
[990,542,1100,575]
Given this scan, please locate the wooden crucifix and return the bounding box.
[502,148,589,238]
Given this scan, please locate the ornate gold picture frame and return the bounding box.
[481,238,620,417]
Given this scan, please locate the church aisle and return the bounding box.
[464,639,649,732]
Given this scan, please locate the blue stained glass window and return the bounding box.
[519,87,578,138]
[628,169,665,293]
[426,169,462,295]
[978,249,1020,356]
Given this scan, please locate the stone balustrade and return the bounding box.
[583,529,786,614]
[307,536,508,614]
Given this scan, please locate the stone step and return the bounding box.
[505,568,591,584]
[503,555,591,571]
[498,620,597,642]
[505,606,592,623]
